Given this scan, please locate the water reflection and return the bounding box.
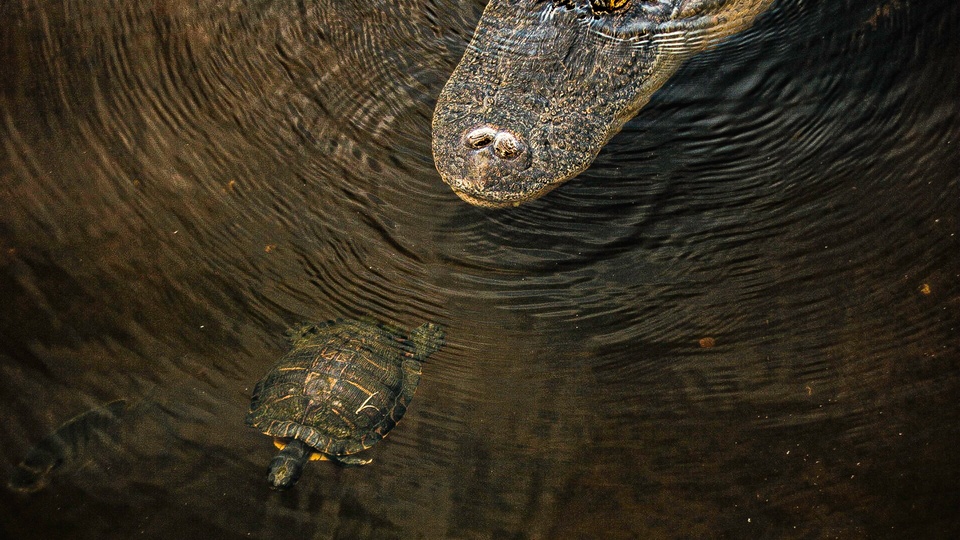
[2,0,958,538]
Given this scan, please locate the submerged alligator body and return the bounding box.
[432,0,774,207]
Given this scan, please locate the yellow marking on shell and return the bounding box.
[277,366,307,372]
[330,407,357,429]
[345,379,375,396]
[361,355,384,369]
[355,391,380,414]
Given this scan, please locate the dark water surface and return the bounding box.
[2,0,958,537]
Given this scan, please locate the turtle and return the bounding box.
[245,318,444,489]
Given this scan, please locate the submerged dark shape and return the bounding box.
[7,400,127,494]
[432,0,773,207]
[245,319,444,490]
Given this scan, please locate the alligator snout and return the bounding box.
[432,0,775,208]
[457,126,533,192]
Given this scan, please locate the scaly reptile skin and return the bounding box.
[432,0,774,207]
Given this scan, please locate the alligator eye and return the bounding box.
[589,0,629,13]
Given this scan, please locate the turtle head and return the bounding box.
[267,455,303,490]
[266,439,312,490]
[432,0,772,207]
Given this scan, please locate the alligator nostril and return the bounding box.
[493,132,522,160]
[464,126,497,149]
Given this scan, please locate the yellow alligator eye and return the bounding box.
[590,0,630,13]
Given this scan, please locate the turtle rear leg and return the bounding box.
[333,454,372,466]
[410,323,445,358]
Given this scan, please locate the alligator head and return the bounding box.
[432,0,773,207]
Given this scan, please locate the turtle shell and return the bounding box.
[246,319,443,459]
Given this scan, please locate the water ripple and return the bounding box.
[1,0,959,537]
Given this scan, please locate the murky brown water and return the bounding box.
[1,0,958,538]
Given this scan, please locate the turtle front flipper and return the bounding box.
[284,321,332,347]
[267,439,314,490]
